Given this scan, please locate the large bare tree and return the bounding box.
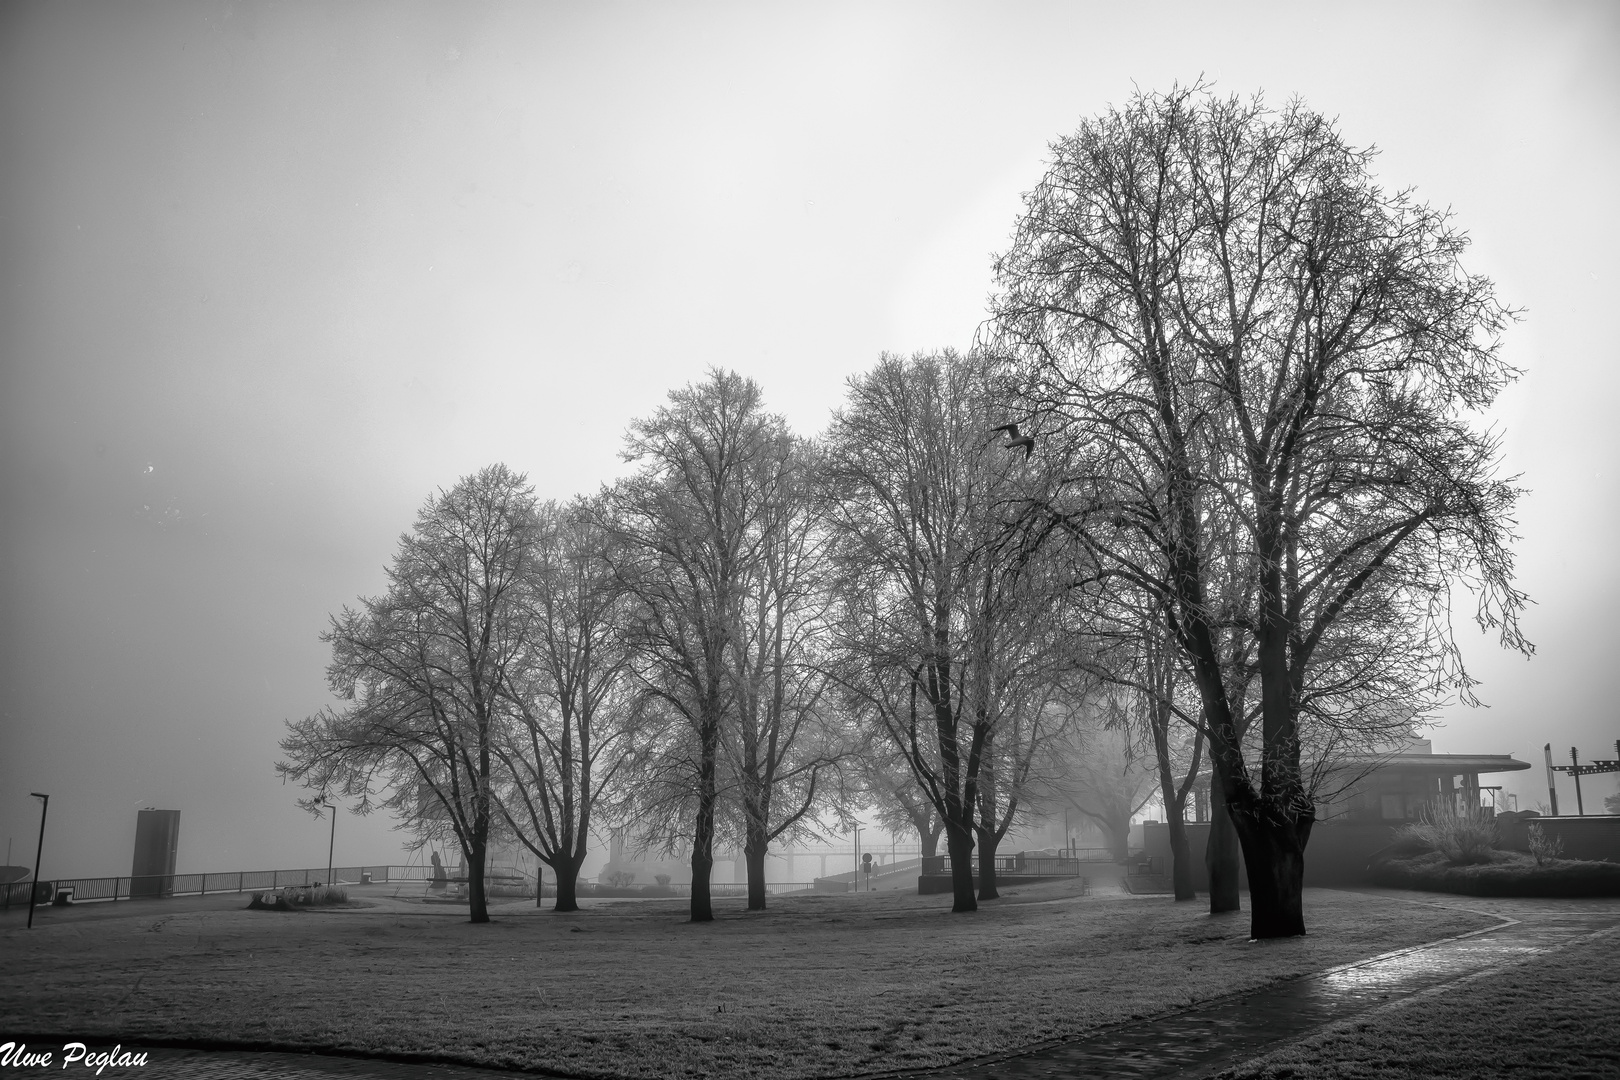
[604,369,788,923]
[279,465,536,924]
[823,350,1054,912]
[722,435,847,910]
[494,497,636,913]
[991,86,1528,937]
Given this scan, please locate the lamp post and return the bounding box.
[27,793,48,929]
[852,825,862,892]
[319,799,337,887]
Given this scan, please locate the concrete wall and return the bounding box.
[1142,821,1402,890]
[1496,814,1620,862]
[1143,814,1620,893]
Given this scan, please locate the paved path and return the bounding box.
[876,893,1620,1079]
[9,892,1616,1079]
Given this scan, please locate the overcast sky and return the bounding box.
[3,1,1617,877]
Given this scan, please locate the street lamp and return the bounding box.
[852,825,862,892]
[318,799,337,887]
[27,793,48,930]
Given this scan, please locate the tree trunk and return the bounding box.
[920,823,943,859]
[1206,780,1241,914]
[976,825,999,901]
[466,838,489,924]
[690,721,718,923]
[1239,820,1309,939]
[744,837,768,912]
[690,807,715,923]
[550,854,583,913]
[1102,814,1129,862]
[944,823,977,913]
[689,846,713,923]
[1166,807,1195,902]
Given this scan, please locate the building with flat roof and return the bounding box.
[1316,738,1533,824]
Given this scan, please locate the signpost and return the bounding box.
[1547,741,1620,816]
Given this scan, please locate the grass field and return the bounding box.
[1217,927,1620,1079]
[0,882,1497,1080]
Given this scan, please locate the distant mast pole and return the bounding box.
[1571,747,1585,816]
[1544,744,1559,817]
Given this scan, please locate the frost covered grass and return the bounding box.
[0,883,1494,1080]
[1216,928,1620,1079]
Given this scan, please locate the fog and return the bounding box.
[2,1,1616,877]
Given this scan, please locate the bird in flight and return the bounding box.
[991,423,1035,459]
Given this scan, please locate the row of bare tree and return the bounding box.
[280,86,1527,938]
[276,359,1148,923]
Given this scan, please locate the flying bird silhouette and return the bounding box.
[991,423,1035,460]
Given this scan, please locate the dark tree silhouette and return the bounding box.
[992,87,1529,938]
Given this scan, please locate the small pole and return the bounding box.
[1544,744,1560,816]
[27,793,48,929]
[1571,747,1585,816]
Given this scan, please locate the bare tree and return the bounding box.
[967,553,1086,899]
[991,86,1529,937]
[823,350,1049,912]
[279,465,536,924]
[723,436,848,909]
[1047,705,1158,862]
[857,740,947,858]
[494,497,635,913]
[603,369,784,923]
[973,688,1077,898]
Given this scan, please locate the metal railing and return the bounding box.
[1,864,904,910]
[2,865,398,909]
[922,854,1086,877]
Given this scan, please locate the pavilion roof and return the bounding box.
[1355,753,1532,774]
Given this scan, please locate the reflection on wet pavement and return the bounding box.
[881,905,1620,1079]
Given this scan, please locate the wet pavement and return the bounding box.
[7,893,1617,1079]
[876,896,1620,1079]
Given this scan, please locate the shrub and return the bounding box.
[1387,822,1437,858]
[1404,800,1497,865]
[247,884,349,911]
[1528,822,1564,867]
[601,871,637,890]
[654,874,671,889]
[1369,850,1620,897]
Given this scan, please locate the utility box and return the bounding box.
[130,809,180,897]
